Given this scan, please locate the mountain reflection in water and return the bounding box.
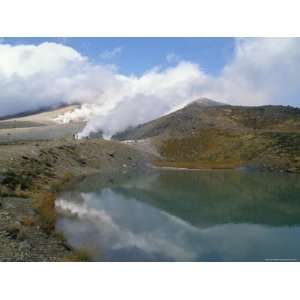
[56,170,300,261]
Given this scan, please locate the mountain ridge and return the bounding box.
[187,97,229,107]
[114,99,300,172]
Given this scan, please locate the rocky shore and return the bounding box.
[0,138,152,261]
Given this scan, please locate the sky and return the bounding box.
[3,37,235,76]
[0,37,300,137]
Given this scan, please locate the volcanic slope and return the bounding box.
[114,98,300,172]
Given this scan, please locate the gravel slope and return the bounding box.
[0,122,86,144]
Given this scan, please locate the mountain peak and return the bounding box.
[191,97,228,107]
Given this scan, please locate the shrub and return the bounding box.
[2,170,33,191]
[32,192,56,233]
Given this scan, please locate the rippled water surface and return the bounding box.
[56,170,300,261]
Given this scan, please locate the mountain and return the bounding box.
[191,97,228,107]
[0,104,81,127]
[114,98,229,140]
[114,98,300,172]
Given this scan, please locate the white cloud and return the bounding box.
[0,42,123,117]
[214,38,300,106]
[0,42,83,77]
[166,52,180,63]
[1,38,300,138]
[99,46,122,60]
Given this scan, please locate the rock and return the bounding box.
[5,224,20,239]
[77,158,86,166]
[287,167,298,173]
[17,228,28,241]
[107,152,115,158]
[19,241,31,251]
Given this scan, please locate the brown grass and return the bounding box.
[27,170,74,233]
[52,172,74,193]
[62,249,91,262]
[20,215,35,226]
[52,231,67,244]
[32,192,56,233]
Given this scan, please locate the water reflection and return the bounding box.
[56,170,300,261]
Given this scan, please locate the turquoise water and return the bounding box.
[56,170,300,261]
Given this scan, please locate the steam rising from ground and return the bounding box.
[1,38,300,138]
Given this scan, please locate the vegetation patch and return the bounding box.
[20,215,35,227]
[62,249,91,262]
[155,130,300,172]
[31,192,56,233]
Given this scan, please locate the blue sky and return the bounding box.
[3,37,235,76]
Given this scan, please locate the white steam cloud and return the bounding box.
[0,38,300,138]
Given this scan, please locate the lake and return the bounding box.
[55,169,300,261]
